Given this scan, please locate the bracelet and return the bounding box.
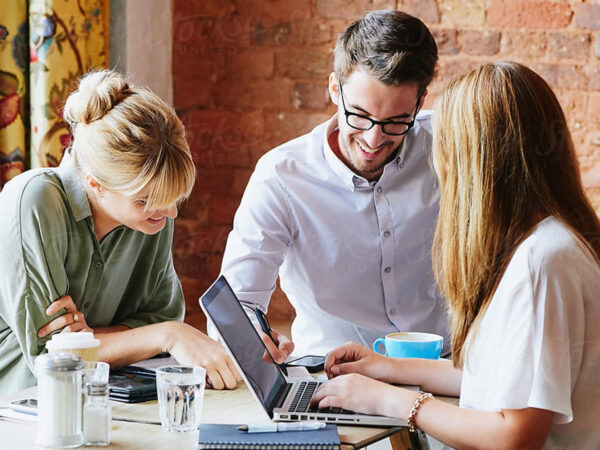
[407,392,433,433]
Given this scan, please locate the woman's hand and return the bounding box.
[325,342,392,380]
[164,322,242,390]
[38,295,92,337]
[311,373,412,417]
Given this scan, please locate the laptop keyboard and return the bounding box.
[289,381,354,414]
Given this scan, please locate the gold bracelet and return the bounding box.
[407,392,433,433]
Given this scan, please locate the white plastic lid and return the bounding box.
[45,332,101,350]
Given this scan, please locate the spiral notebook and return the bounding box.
[198,424,340,449]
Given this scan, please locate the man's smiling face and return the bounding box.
[329,68,424,181]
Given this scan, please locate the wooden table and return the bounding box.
[0,382,418,449]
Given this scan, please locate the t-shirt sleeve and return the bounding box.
[0,175,72,372]
[116,219,185,329]
[470,244,585,424]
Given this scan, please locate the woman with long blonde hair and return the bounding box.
[311,61,600,448]
[0,70,241,394]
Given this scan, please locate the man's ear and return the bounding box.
[328,72,339,106]
[85,175,103,196]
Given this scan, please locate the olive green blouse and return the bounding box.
[0,153,184,394]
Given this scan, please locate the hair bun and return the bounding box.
[63,70,130,126]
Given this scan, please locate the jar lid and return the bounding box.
[35,353,84,372]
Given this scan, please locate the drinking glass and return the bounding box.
[156,366,206,432]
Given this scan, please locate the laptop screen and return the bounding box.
[200,276,287,414]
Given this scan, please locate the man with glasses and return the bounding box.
[216,10,448,362]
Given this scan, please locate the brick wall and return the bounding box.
[171,0,600,330]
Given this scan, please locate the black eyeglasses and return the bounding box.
[338,82,421,136]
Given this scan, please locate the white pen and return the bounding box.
[237,421,326,433]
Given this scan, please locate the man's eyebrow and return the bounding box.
[347,102,413,120]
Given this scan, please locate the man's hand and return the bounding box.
[165,322,242,390]
[258,328,294,364]
[38,295,92,337]
[324,342,390,380]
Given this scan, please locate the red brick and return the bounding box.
[237,0,312,22]
[433,59,481,86]
[487,2,572,30]
[231,169,254,196]
[440,0,485,28]
[581,154,600,188]
[173,0,236,19]
[293,83,330,110]
[574,4,600,30]
[276,48,333,79]
[176,225,231,254]
[432,29,458,55]
[174,15,254,48]
[548,32,591,61]
[555,65,588,90]
[288,21,334,46]
[194,169,235,195]
[399,0,439,24]
[316,0,379,20]
[584,66,600,91]
[173,78,213,110]
[589,93,600,124]
[209,195,242,225]
[459,30,500,56]
[555,89,588,131]
[185,110,265,139]
[254,21,293,46]
[211,79,294,111]
[263,112,332,150]
[502,31,547,58]
[176,193,210,224]
[227,49,274,79]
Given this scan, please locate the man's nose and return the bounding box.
[362,124,386,149]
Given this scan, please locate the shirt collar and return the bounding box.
[55,150,92,222]
[322,114,406,191]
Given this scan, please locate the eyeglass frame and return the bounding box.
[337,81,423,136]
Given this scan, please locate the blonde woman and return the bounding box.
[0,70,241,394]
[312,61,600,448]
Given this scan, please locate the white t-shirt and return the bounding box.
[460,217,600,449]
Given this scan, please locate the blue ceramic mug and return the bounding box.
[373,332,443,359]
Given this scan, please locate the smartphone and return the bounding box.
[9,398,38,415]
[286,355,325,373]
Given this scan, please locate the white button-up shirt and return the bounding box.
[219,112,449,356]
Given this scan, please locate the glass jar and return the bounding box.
[35,353,84,448]
[84,381,111,446]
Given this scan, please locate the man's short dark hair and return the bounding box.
[334,10,438,93]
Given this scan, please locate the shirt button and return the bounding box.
[384,267,391,273]
[383,231,391,238]
[376,186,382,193]
[389,308,397,315]
[95,261,103,269]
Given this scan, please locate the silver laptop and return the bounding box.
[199,275,405,427]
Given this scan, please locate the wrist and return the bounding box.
[159,321,179,353]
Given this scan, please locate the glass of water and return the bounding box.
[156,366,206,432]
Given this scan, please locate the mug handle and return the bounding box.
[373,338,386,355]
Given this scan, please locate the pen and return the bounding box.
[237,421,326,433]
[254,307,288,376]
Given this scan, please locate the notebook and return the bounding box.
[198,424,340,449]
[199,275,406,426]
